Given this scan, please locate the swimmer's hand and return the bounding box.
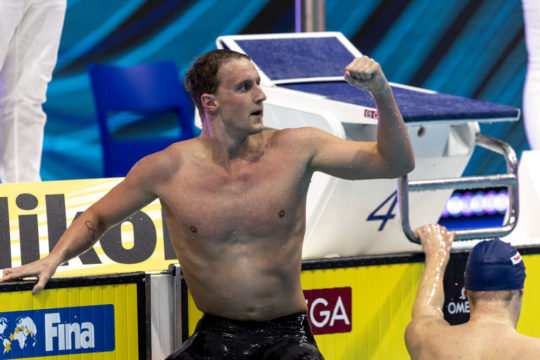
[0,256,60,294]
[345,56,390,95]
[414,224,454,258]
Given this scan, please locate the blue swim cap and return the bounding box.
[464,238,526,291]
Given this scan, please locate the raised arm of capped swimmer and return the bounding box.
[405,224,454,355]
[410,224,454,319]
[307,56,414,180]
[0,150,173,294]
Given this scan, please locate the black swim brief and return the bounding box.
[166,311,325,360]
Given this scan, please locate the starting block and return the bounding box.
[212,32,521,256]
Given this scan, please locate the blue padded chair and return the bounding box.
[87,61,197,177]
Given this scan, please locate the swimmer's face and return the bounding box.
[213,58,267,135]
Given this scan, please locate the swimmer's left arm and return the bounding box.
[346,56,414,176]
[307,56,414,180]
[305,123,413,180]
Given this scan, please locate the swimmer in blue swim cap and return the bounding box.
[464,236,526,292]
[405,224,540,360]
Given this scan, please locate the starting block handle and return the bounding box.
[398,134,519,244]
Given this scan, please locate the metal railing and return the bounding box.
[398,134,519,244]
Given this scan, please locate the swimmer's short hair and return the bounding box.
[185,49,252,115]
[467,289,519,307]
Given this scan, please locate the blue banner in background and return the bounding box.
[0,305,115,358]
[39,0,528,181]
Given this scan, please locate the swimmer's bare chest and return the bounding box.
[161,145,312,252]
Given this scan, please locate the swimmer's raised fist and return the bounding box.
[345,56,389,95]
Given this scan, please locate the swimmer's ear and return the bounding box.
[201,93,219,113]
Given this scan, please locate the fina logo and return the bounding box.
[45,313,95,351]
[0,305,114,359]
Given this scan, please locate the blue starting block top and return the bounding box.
[233,37,355,81]
[216,32,520,124]
[282,82,518,123]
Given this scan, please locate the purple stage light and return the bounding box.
[446,194,463,217]
[460,192,474,217]
[441,189,509,219]
[482,190,498,215]
[495,190,509,214]
[471,191,485,215]
[440,205,450,218]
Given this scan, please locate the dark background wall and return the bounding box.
[42,0,528,180]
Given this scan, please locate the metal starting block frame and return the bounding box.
[399,133,519,247]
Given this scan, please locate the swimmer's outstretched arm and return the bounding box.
[405,224,454,355]
[0,153,165,294]
[306,56,414,180]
